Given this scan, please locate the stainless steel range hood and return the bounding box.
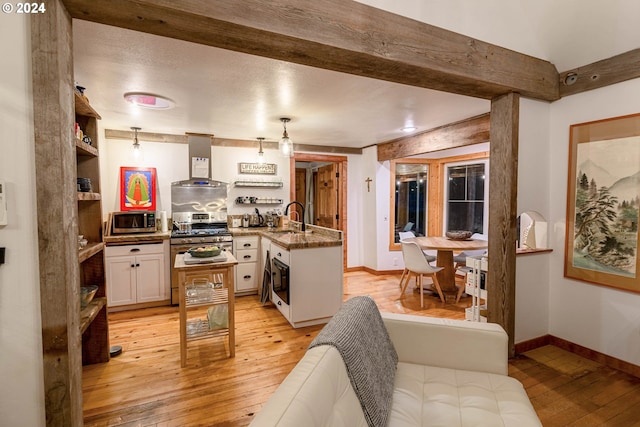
[171,133,228,216]
[188,134,211,181]
[173,133,226,187]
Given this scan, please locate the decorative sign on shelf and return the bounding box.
[238,162,277,175]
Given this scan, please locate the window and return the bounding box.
[389,152,489,251]
[445,161,488,234]
[394,163,428,242]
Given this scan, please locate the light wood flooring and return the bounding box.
[83,270,640,426]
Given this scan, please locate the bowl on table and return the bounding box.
[445,230,473,240]
[80,285,99,308]
[187,245,222,258]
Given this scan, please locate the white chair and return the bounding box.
[453,233,488,267]
[400,240,445,307]
[398,231,436,262]
[397,231,437,292]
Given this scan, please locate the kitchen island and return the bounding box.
[230,222,343,328]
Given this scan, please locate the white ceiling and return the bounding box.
[72,1,640,150]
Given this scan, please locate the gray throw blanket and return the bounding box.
[309,296,398,427]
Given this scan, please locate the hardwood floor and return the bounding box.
[83,270,640,426]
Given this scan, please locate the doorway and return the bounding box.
[290,153,348,267]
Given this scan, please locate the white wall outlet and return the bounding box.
[0,180,7,225]
[392,257,398,266]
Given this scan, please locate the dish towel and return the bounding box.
[260,250,271,305]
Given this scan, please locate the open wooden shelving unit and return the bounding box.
[75,91,110,365]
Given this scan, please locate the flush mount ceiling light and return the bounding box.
[130,126,143,159]
[256,137,265,164]
[124,92,175,109]
[279,117,294,158]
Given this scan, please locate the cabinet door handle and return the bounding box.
[244,243,251,247]
[277,252,282,257]
[244,275,251,279]
[244,255,251,259]
[131,264,135,268]
[135,263,140,267]
[277,300,281,306]
[130,248,141,252]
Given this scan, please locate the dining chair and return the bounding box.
[453,233,488,268]
[400,240,445,307]
[397,231,437,292]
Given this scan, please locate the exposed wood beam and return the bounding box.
[487,93,519,358]
[559,48,640,97]
[377,113,490,161]
[62,0,559,101]
[105,129,363,155]
[31,0,84,424]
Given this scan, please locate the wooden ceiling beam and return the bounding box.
[377,113,490,161]
[559,48,640,97]
[104,129,362,154]
[62,0,559,102]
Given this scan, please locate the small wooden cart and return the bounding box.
[174,252,238,367]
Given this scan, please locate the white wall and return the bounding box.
[515,98,552,343]
[99,137,365,268]
[547,79,640,366]
[0,16,46,426]
[99,137,290,217]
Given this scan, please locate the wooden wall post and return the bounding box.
[31,0,83,424]
[487,92,519,357]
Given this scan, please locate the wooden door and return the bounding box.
[315,163,338,229]
[294,168,306,220]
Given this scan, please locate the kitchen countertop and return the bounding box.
[103,230,171,244]
[230,222,342,250]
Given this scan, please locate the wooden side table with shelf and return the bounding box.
[174,252,238,367]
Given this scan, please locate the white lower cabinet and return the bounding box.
[233,235,259,295]
[105,242,169,308]
[269,241,343,328]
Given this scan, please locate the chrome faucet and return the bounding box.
[284,201,306,232]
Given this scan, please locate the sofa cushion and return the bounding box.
[309,296,398,427]
[389,362,542,427]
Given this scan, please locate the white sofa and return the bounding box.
[250,312,541,427]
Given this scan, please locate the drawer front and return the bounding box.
[236,262,258,292]
[235,236,259,250]
[105,242,164,257]
[236,248,258,264]
[271,244,290,265]
[270,288,290,320]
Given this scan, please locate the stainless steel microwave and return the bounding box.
[111,211,156,234]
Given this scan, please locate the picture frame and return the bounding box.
[120,166,157,211]
[564,113,640,293]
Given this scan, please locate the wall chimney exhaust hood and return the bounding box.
[173,133,226,187]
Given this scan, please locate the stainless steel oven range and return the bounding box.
[170,212,233,305]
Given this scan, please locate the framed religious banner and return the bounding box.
[565,113,640,293]
[120,166,157,211]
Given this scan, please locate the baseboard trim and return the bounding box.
[515,334,640,379]
[345,266,404,275]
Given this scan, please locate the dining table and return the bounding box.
[409,236,488,303]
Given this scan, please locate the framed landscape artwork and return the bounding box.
[565,113,640,293]
[120,166,157,211]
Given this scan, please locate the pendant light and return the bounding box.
[279,117,294,158]
[256,137,265,164]
[130,126,143,159]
